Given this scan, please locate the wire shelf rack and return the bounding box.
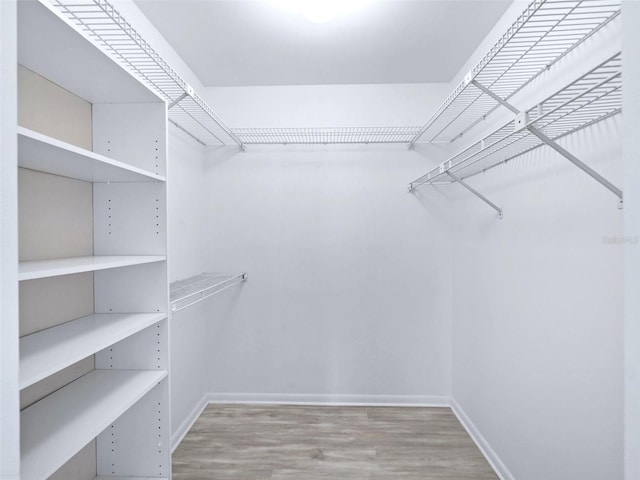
[170,273,247,313]
[45,0,243,147]
[410,0,621,147]
[410,53,621,189]
[232,127,422,145]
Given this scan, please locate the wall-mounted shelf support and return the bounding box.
[527,125,623,203]
[470,80,520,115]
[446,171,503,219]
[170,272,248,313]
[168,118,205,146]
[474,79,624,205]
[168,92,190,110]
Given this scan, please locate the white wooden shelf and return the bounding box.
[19,255,166,281]
[20,313,167,390]
[21,369,167,480]
[18,127,165,183]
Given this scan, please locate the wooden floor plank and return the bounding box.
[172,404,499,479]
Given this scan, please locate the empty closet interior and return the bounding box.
[0,0,637,479]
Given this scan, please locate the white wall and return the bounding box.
[205,82,450,128]
[196,59,455,405]
[623,2,640,478]
[200,144,453,404]
[449,118,623,480]
[166,125,211,443]
[445,2,625,479]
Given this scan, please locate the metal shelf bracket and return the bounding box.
[168,84,194,110]
[527,125,623,202]
[471,80,520,115]
[446,171,503,219]
[470,81,623,205]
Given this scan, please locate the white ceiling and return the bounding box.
[134,0,513,87]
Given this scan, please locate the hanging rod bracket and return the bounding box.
[446,171,503,219]
[527,126,623,201]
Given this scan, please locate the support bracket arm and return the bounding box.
[446,171,503,219]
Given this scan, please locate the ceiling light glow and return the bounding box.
[270,0,368,24]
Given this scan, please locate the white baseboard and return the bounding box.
[450,398,515,480]
[171,394,209,453]
[206,392,451,407]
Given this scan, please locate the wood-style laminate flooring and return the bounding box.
[172,404,499,480]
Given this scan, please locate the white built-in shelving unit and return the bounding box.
[21,369,167,480]
[9,0,172,478]
[409,0,622,216]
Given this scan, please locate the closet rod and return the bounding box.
[170,273,248,313]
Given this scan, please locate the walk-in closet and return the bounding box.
[0,0,638,479]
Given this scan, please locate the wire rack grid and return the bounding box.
[410,52,621,188]
[232,127,423,145]
[410,0,621,146]
[45,0,243,147]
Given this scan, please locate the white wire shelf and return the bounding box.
[410,0,621,146]
[170,272,247,313]
[410,53,621,190]
[45,0,242,148]
[232,127,422,145]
